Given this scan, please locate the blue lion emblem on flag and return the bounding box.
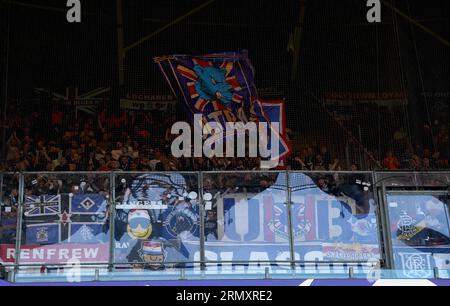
[193,65,233,106]
[170,57,245,111]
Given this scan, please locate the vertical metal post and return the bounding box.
[291,0,306,81]
[357,125,364,169]
[94,268,100,281]
[13,173,25,281]
[179,268,186,280]
[433,267,439,279]
[108,172,116,272]
[345,144,350,170]
[264,267,271,279]
[286,171,296,270]
[198,171,206,271]
[0,173,3,224]
[372,172,384,268]
[413,172,419,189]
[379,181,394,269]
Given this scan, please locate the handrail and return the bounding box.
[6,260,380,268]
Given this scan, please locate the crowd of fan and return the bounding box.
[289,128,450,171]
[1,106,263,173]
[0,105,449,173]
[380,124,450,170]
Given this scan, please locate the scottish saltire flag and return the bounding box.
[23,193,108,245]
[24,195,61,217]
[155,51,258,125]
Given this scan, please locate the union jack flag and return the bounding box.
[24,195,61,217]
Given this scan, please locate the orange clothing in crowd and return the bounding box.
[383,156,400,170]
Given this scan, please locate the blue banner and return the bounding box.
[26,224,60,245]
[69,223,107,244]
[114,174,200,264]
[71,194,106,214]
[23,193,109,245]
[387,194,450,277]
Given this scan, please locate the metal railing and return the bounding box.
[0,170,449,282]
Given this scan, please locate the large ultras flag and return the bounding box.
[154,51,290,163]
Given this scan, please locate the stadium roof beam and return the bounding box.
[117,0,217,86]
[0,0,101,15]
[141,18,287,28]
[1,0,68,13]
[123,0,217,54]
[382,0,450,48]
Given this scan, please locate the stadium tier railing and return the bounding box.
[0,171,449,283]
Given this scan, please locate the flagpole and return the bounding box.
[291,0,306,81]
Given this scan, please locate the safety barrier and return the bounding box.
[0,171,449,282]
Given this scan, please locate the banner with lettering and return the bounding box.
[155,51,290,163]
[113,173,200,268]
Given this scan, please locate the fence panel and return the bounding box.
[201,171,290,272]
[112,172,200,271]
[289,171,381,273]
[0,170,447,280]
[0,173,19,266]
[18,172,111,274]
